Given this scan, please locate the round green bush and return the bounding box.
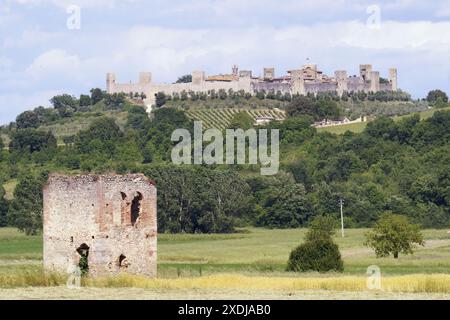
[287,239,344,273]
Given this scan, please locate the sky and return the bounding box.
[0,0,449,124]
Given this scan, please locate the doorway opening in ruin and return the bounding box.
[118,254,128,270]
[131,192,143,226]
[76,243,90,276]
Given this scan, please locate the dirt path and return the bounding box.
[342,239,450,258]
[0,287,449,300]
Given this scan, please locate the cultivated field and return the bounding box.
[185,109,286,130]
[0,228,449,299]
[317,106,450,134]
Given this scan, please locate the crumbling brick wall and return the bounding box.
[43,174,157,277]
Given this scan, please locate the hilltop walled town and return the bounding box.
[106,63,398,110]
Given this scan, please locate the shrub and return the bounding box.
[287,239,344,273]
[287,214,344,273]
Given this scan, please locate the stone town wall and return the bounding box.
[106,65,397,103]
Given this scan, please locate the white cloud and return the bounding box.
[1,1,449,124]
[0,90,61,122]
[2,28,63,49]
[26,49,81,78]
[7,0,142,9]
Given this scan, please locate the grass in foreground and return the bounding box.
[1,271,450,294]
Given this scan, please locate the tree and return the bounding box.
[9,129,57,154]
[257,183,313,229]
[90,88,105,105]
[16,111,40,129]
[434,97,449,109]
[155,92,167,108]
[305,215,338,242]
[365,212,424,259]
[286,96,316,118]
[0,186,8,227]
[33,106,58,124]
[75,117,123,155]
[79,94,92,107]
[315,99,341,120]
[8,172,48,235]
[126,105,151,132]
[143,166,254,233]
[104,93,126,110]
[427,89,448,104]
[175,74,192,83]
[50,94,78,117]
[229,112,254,130]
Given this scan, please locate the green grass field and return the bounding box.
[1,227,450,276]
[317,106,450,134]
[36,110,128,144]
[1,227,449,299]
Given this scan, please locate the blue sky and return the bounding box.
[0,0,449,124]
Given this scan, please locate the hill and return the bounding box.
[318,106,450,134]
[39,110,128,144]
[185,108,286,130]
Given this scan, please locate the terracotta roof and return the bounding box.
[206,74,238,82]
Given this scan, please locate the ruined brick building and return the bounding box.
[43,174,157,277]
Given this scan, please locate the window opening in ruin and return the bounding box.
[118,254,128,269]
[76,243,90,276]
[70,236,73,244]
[131,192,143,226]
[121,192,127,200]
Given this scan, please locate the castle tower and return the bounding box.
[238,70,252,92]
[106,73,116,93]
[139,72,152,85]
[291,69,305,95]
[192,70,206,85]
[389,68,398,91]
[335,71,348,96]
[360,64,373,82]
[370,71,380,93]
[43,174,157,278]
[263,68,275,81]
[232,65,239,77]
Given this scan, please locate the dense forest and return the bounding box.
[0,88,449,235]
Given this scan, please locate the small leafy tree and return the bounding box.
[9,129,57,154]
[427,89,448,104]
[155,92,167,108]
[305,215,338,242]
[0,186,8,227]
[434,97,449,109]
[16,111,40,129]
[229,112,254,130]
[365,212,424,259]
[90,88,104,105]
[50,94,78,117]
[79,94,92,107]
[176,74,192,83]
